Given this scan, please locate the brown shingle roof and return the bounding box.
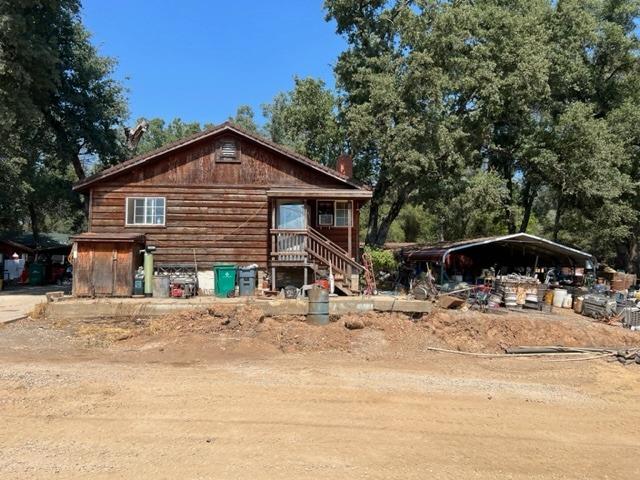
[73,121,369,192]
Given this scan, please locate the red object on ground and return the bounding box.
[315,279,329,290]
[19,267,29,284]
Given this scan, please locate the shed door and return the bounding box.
[113,244,135,296]
[92,242,115,296]
[73,243,93,297]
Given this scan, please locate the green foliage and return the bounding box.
[132,106,264,159]
[364,246,398,273]
[132,118,204,157]
[439,170,512,240]
[0,0,128,241]
[228,105,262,134]
[326,0,640,269]
[387,205,437,243]
[263,77,343,167]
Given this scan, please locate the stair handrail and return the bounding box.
[306,226,350,255]
[306,229,364,274]
[270,227,364,275]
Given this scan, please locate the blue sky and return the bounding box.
[82,1,345,126]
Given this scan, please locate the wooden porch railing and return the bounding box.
[270,227,364,278]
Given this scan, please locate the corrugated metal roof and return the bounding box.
[399,233,594,263]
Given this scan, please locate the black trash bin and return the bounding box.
[238,266,257,296]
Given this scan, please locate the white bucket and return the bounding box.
[553,289,567,308]
[562,293,573,309]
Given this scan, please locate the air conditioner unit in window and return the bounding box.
[319,214,334,226]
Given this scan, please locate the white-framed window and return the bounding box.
[126,197,166,226]
[335,201,352,227]
[316,200,352,227]
[276,200,306,230]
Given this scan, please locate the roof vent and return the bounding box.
[215,138,240,163]
[221,141,236,158]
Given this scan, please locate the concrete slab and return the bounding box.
[0,285,66,324]
[43,295,432,321]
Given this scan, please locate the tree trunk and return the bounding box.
[371,191,407,246]
[71,155,86,180]
[365,176,389,246]
[28,202,40,248]
[519,181,536,233]
[365,173,411,247]
[365,198,382,247]
[504,168,516,234]
[552,197,563,242]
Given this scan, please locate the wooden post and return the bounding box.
[271,266,276,291]
[304,266,308,286]
[347,201,353,257]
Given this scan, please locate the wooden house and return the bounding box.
[72,122,372,296]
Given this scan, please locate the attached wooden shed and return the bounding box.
[71,233,145,297]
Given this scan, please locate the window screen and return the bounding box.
[126,197,165,225]
[335,201,352,227]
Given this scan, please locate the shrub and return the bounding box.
[364,246,398,273]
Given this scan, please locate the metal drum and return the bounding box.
[153,275,170,298]
[504,287,517,308]
[308,286,329,325]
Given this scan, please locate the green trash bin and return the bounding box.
[214,264,237,297]
[29,263,45,286]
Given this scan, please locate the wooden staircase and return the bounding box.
[270,227,365,293]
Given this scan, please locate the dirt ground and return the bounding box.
[1,307,640,479]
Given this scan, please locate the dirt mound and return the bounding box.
[65,305,640,356]
[422,310,640,352]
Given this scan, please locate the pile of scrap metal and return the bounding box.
[580,294,618,320]
[493,274,546,310]
[422,273,548,312]
[575,271,640,327]
[506,346,640,365]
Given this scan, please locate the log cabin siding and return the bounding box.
[91,185,269,267]
[87,130,367,271]
[105,135,348,188]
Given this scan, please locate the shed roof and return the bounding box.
[399,233,594,264]
[73,122,369,192]
[0,239,34,254]
[71,233,146,243]
[0,232,71,253]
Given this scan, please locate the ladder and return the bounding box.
[361,251,377,295]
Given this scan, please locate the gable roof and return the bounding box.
[73,121,368,192]
[399,233,594,264]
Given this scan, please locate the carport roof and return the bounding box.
[399,233,594,264]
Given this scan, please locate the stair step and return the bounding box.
[333,281,354,296]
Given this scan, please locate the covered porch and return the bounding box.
[267,189,371,294]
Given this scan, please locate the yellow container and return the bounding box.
[544,289,554,305]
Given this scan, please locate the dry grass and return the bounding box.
[28,302,48,320]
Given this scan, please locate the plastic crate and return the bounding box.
[622,307,640,328]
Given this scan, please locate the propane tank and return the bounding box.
[141,246,156,297]
[329,265,335,294]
